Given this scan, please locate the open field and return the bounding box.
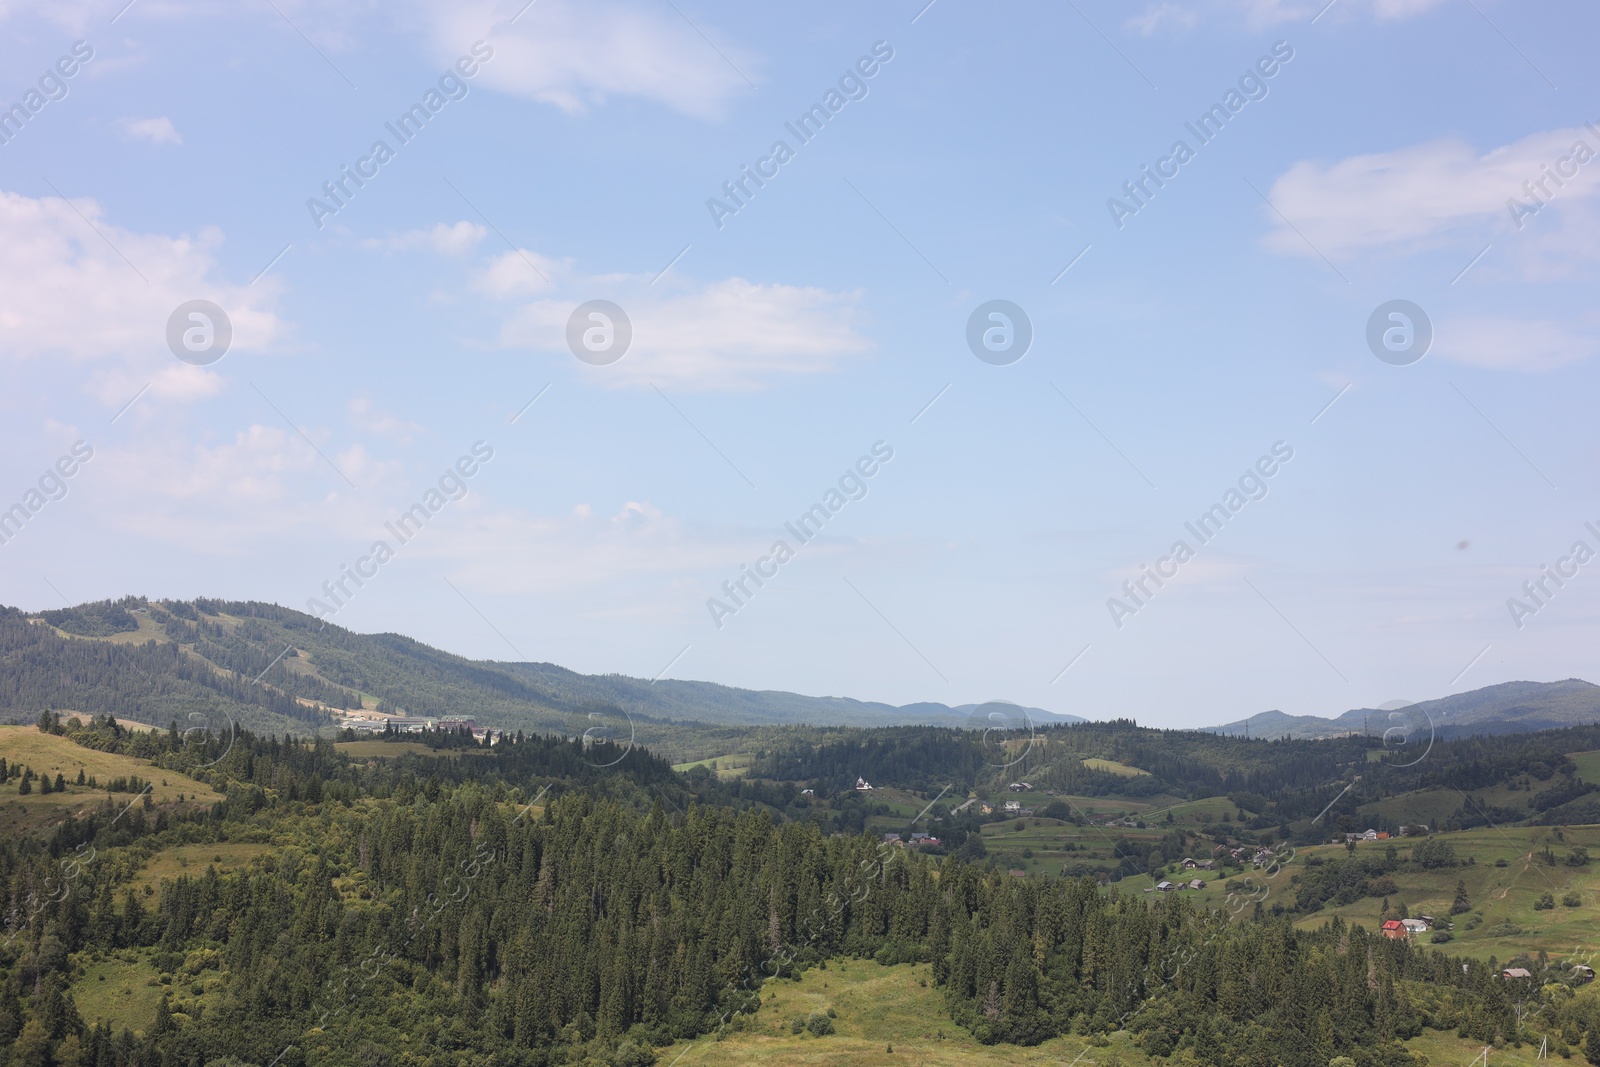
[1288,826,1600,961]
[663,958,1575,1067]
[0,725,221,832]
[672,752,757,778]
[1569,750,1600,784]
[1083,757,1151,776]
[73,955,170,1036]
[131,842,276,890]
[674,961,1119,1067]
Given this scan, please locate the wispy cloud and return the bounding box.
[119,116,181,145]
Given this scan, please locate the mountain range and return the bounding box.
[4,595,1597,758]
[1203,678,1600,739]
[0,596,1078,759]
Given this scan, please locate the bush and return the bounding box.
[610,1043,657,1067]
[789,1017,804,1035]
[805,1012,834,1037]
[1430,931,1453,944]
[1535,892,1556,910]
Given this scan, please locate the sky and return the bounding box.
[0,0,1596,729]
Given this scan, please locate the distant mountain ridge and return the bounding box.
[0,597,1080,753]
[1205,679,1600,739]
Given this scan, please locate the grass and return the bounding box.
[0,726,221,832]
[132,842,275,891]
[656,959,1566,1067]
[73,955,169,1036]
[672,961,1120,1067]
[1083,757,1151,777]
[1569,750,1600,784]
[1289,826,1600,961]
[671,752,757,779]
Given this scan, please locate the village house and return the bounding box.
[1188,878,1206,890]
[1381,920,1407,940]
[1502,967,1534,980]
[855,777,873,791]
[1003,800,1022,813]
[1007,781,1033,792]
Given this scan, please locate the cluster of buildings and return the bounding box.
[1154,878,1208,892]
[337,713,496,742]
[880,832,944,849]
[1344,826,1428,842]
[1380,917,1437,939]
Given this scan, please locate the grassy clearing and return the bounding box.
[1083,757,1151,777]
[1358,788,1465,829]
[671,752,757,779]
[660,959,1553,1067]
[1569,750,1600,784]
[674,961,1118,1067]
[0,726,221,832]
[132,842,275,891]
[72,955,168,1036]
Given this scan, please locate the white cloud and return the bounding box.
[1126,3,1200,34]
[1436,316,1596,372]
[1261,128,1600,260]
[363,221,487,256]
[0,188,283,394]
[497,274,872,391]
[1129,0,1445,30]
[424,0,756,119]
[474,248,563,297]
[119,116,181,145]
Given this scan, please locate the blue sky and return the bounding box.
[0,0,1595,728]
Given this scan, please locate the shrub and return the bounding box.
[1535,892,1556,910]
[789,1017,804,1035]
[805,1012,834,1037]
[1430,931,1453,944]
[610,1042,657,1067]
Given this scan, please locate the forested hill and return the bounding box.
[2,716,1587,1067]
[0,596,1073,752]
